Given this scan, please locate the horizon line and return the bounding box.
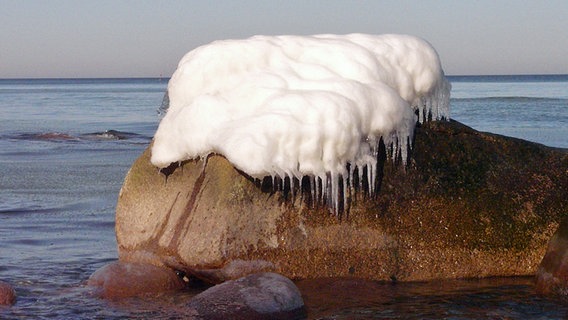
[1,73,568,81]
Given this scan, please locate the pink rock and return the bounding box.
[0,280,16,306]
[87,261,185,299]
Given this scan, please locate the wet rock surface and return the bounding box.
[116,120,568,283]
[0,280,16,306]
[87,261,185,299]
[186,272,305,320]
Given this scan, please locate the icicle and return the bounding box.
[401,136,409,165]
[348,164,355,200]
[392,139,397,163]
[291,175,296,203]
[314,176,319,206]
[280,174,285,192]
[310,175,316,205]
[323,174,329,207]
[331,172,339,214]
[366,163,372,196]
[342,174,348,215]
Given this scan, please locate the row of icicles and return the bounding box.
[249,92,448,217]
[249,136,407,217]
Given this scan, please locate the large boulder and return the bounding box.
[116,120,568,283]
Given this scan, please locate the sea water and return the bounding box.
[450,74,568,149]
[0,76,567,319]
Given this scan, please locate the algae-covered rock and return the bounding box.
[115,120,568,283]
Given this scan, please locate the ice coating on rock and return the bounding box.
[151,34,450,213]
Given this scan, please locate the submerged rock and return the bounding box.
[87,261,185,299]
[186,272,305,320]
[536,218,568,295]
[116,120,568,283]
[0,280,16,306]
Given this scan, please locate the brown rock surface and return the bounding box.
[116,120,568,283]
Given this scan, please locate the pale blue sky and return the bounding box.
[2,0,567,78]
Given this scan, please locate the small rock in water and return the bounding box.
[187,272,306,320]
[536,219,568,295]
[0,280,16,306]
[87,261,185,299]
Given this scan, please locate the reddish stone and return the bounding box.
[87,261,185,299]
[536,219,568,295]
[0,280,16,306]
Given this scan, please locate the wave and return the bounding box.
[13,132,79,141]
[0,199,113,216]
[82,130,146,141]
[3,130,151,142]
[0,205,58,215]
[447,74,568,82]
[452,96,568,103]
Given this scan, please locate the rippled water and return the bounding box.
[449,74,568,149]
[0,76,567,319]
[298,277,568,319]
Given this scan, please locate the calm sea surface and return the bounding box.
[0,75,567,319]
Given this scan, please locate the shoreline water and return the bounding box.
[0,75,567,318]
